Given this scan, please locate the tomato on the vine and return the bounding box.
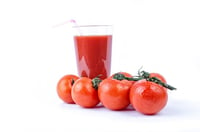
[129,79,168,115]
[98,78,132,110]
[71,77,100,108]
[56,69,175,116]
[57,74,79,104]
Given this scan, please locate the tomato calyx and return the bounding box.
[92,77,102,90]
[113,70,177,90]
[71,79,75,85]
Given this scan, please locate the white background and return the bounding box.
[0,0,200,131]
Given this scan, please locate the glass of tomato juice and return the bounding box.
[73,25,112,79]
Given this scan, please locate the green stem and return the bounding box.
[147,77,176,90]
[140,70,177,90]
[112,73,142,81]
[92,77,102,90]
[112,71,177,90]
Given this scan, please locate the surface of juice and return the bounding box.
[74,35,112,79]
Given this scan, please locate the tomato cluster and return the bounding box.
[57,71,176,115]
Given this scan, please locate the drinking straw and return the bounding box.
[52,19,77,28]
[52,19,82,35]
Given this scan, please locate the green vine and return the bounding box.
[113,70,177,90]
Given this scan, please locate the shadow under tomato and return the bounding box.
[104,104,136,112]
[124,104,136,111]
[117,104,136,112]
[94,103,105,109]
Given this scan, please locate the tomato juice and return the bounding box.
[74,35,112,79]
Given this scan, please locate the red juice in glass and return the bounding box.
[73,25,112,79]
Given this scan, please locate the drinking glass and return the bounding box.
[73,25,112,79]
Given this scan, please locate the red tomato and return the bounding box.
[150,73,167,83]
[57,74,79,104]
[71,77,99,108]
[129,79,168,115]
[98,78,132,110]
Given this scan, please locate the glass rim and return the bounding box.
[72,25,112,28]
